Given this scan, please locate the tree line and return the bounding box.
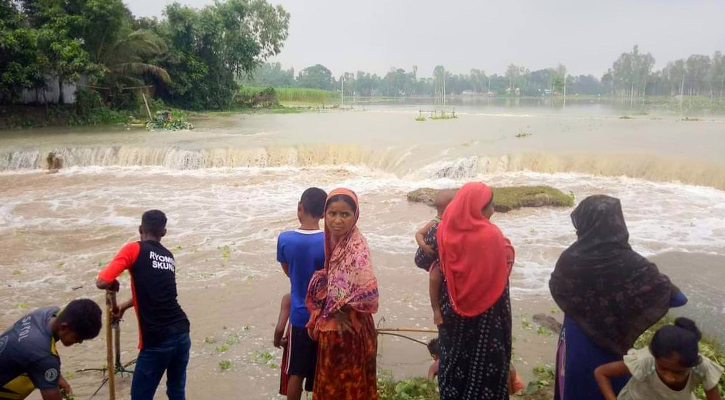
[0,0,289,110]
[246,46,725,98]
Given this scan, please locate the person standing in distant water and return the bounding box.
[306,189,379,400]
[96,210,191,400]
[274,187,327,400]
[550,195,688,400]
[0,299,102,400]
[435,182,515,400]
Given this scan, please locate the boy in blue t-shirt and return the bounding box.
[274,187,327,400]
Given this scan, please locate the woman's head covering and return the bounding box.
[550,195,675,355]
[306,188,379,339]
[436,182,512,317]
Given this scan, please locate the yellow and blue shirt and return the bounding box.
[0,307,61,400]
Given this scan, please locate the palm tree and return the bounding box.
[98,30,170,107]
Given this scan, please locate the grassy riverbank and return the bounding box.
[240,86,340,105]
[0,86,334,130]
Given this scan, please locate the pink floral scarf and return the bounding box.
[306,189,379,339]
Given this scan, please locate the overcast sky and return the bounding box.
[124,0,725,78]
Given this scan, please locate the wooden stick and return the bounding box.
[377,327,439,334]
[141,92,152,120]
[109,292,121,370]
[105,291,116,400]
[378,332,429,346]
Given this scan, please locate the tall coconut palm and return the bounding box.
[98,29,170,108]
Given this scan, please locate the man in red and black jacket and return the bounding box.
[96,210,190,400]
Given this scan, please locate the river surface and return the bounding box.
[1,101,724,399]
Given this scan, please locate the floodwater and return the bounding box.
[1,101,724,399]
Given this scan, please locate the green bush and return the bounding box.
[236,86,279,108]
[378,376,438,400]
[145,110,193,131]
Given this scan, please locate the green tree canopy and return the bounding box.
[297,64,332,90]
[155,0,290,109]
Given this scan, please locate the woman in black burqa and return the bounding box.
[550,195,688,400]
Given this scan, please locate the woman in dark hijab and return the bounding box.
[550,195,687,400]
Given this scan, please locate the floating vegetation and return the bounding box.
[522,364,556,395]
[204,337,216,344]
[429,110,457,120]
[146,110,194,131]
[251,349,277,369]
[225,333,240,346]
[619,115,634,119]
[14,303,26,309]
[415,116,426,122]
[215,344,229,353]
[218,360,233,371]
[259,350,273,363]
[515,132,532,138]
[682,117,700,121]
[536,326,553,336]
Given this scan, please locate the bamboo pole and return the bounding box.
[377,327,439,334]
[105,291,116,400]
[141,92,152,120]
[111,296,121,371]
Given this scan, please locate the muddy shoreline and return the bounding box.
[10,251,720,400]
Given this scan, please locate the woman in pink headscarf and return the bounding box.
[306,189,379,400]
[435,182,515,400]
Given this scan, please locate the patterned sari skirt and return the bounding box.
[312,312,378,400]
[438,281,512,400]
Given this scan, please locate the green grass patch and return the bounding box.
[536,326,553,336]
[492,186,575,213]
[522,364,556,396]
[259,350,273,363]
[225,333,240,346]
[218,360,233,371]
[516,132,532,138]
[415,116,426,122]
[240,86,338,105]
[377,373,438,400]
[407,186,574,213]
[619,115,634,120]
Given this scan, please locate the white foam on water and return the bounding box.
[1,163,724,299]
